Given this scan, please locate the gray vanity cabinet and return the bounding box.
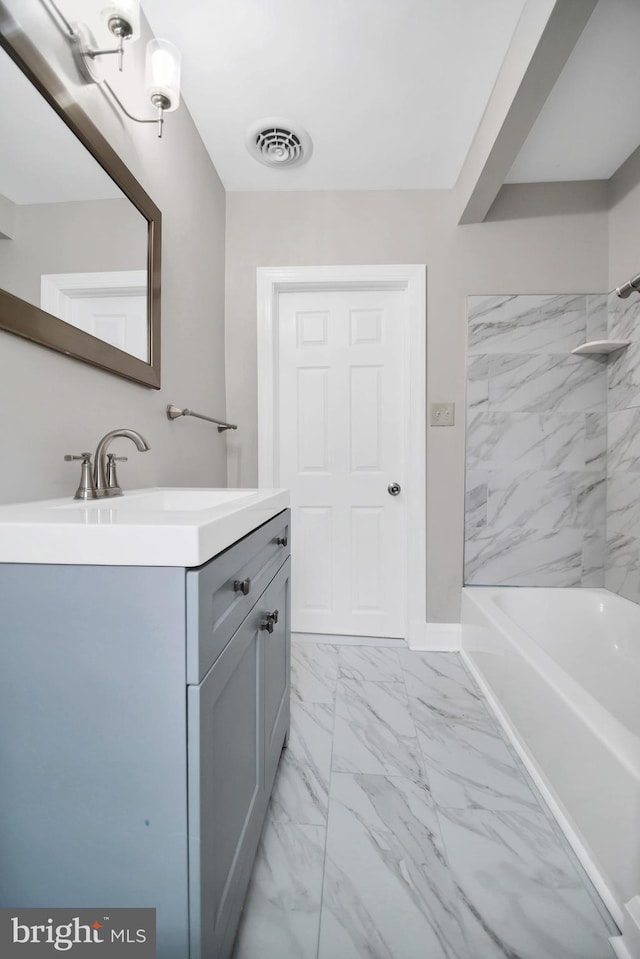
[0,509,290,959]
[262,566,291,790]
[188,558,290,959]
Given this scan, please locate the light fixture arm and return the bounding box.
[103,81,168,138]
[41,0,76,40]
[42,1,133,72]
[81,15,136,71]
[84,37,127,73]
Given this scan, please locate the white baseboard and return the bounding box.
[291,632,407,647]
[610,898,640,959]
[611,938,632,959]
[292,623,462,651]
[409,622,461,651]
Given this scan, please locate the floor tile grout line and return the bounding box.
[400,650,482,959]
[313,644,340,959]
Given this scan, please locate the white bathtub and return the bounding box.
[461,586,640,927]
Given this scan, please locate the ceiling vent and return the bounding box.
[245,117,312,169]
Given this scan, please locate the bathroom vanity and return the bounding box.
[0,489,290,959]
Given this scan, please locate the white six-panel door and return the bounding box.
[277,288,407,637]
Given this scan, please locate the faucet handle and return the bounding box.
[106,453,128,492]
[64,453,98,500]
[64,452,92,462]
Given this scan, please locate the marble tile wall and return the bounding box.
[465,294,608,587]
[606,289,640,603]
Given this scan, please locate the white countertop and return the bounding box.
[0,487,290,567]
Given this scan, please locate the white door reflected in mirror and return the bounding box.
[41,270,148,360]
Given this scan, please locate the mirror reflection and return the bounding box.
[0,42,150,362]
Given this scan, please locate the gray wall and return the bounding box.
[0,1,227,504]
[225,186,608,621]
[0,198,146,307]
[464,294,607,587]
[609,147,640,291]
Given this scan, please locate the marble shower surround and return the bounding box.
[465,294,608,587]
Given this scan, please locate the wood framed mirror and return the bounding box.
[0,1,161,388]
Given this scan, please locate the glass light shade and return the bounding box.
[145,39,181,112]
[101,0,141,41]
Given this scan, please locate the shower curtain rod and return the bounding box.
[616,272,640,298]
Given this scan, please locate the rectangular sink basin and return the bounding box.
[0,487,290,567]
[53,488,253,512]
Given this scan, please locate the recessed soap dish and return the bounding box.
[571,340,630,355]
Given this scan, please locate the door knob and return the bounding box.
[387,482,401,496]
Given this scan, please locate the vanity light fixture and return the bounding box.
[42,0,181,137]
[104,36,181,138]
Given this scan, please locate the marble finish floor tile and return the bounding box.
[332,678,424,778]
[232,820,326,959]
[236,644,616,959]
[338,645,403,682]
[399,651,496,730]
[290,642,339,704]
[318,773,469,959]
[269,702,334,825]
[416,718,540,812]
[437,807,616,959]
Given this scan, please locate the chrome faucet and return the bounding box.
[94,428,150,497]
[65,428,150,499]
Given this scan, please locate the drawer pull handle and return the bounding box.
[276,535,288,547]
[234,577,252,596]
[260,609,279,634]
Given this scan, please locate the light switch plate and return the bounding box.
[431,402,455,426]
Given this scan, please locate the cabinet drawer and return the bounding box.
[186,509,290,682]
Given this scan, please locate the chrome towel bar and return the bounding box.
[616,272,640,298]
[166,405,237,433]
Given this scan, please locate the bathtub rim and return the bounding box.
[461,586,640,781]
[461,585,636,930]
[459,639,623,932]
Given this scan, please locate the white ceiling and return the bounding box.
[141,0,528,191]
[506,0,640,183]
[9,0,639,201]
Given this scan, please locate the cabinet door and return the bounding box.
[187,607,264,959]
[262,558,291,795]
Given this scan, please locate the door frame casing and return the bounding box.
[257,265,426,647]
